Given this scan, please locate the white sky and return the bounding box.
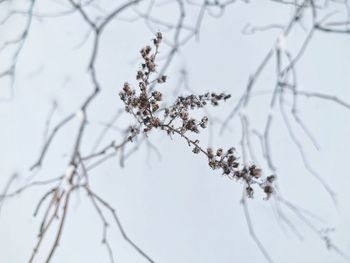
[1,1,350,262]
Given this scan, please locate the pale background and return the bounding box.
[1,1,350,262]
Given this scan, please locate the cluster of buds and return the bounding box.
[167,93,231,113]
[119,33,167,134]
[127,126,140,141]
[120,32,275,200]
[139,46,155,74]
[206,147,275,199]
[139,32,163,80]
[153,31,162,48]
[207,147,239,173]
[262,175,276,199]
[163,93,229,134]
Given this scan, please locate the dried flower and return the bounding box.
[119,32,273,201]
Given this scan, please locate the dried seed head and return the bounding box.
[246,186,254,198]
[192,146,200,154]
[120,33,270,200]
[249,165,262,178]
[267,175,276,183]
[263,185,274,198]
[216,148,223,157]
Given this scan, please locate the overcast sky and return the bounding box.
[1,1,350,262]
